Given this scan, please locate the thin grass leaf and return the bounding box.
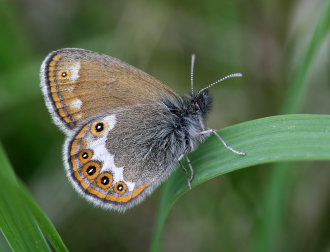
[151,114,330,251]
[21,186,69,252]
[283,0,330,114]
[0,144,50,251]
[0,143,68,252]
[253,1,330,251]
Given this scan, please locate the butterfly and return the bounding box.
[40,48,245,211]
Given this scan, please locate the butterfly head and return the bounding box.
[189,53,242,115]
[189,89,212,116]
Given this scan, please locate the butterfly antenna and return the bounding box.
[191,54,196,95]
[198,73,243,94]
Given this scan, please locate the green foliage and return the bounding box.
[151,114,330,251]
[254,2,330,252]
[0,144,68,251]
[0,0,330,251]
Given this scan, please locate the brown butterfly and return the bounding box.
[40,48,245,211]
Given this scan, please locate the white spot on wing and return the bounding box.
[66,86,74,92]
[70,99,82,109]
[70,62,80,81]
[87,115,136,192]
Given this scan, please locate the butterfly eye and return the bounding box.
[91,121,108,136]
[114,182,127,194]
[97,172,113,189]
[79,149,93,163]
[82,161,101,180]
[58,70,71,79]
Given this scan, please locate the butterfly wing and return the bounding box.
[65,104,184,211]
[40,48,178,134]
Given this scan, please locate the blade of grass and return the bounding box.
[0,231,11,252]
[0,176,50,252]
[152,1,330,250]
[0,143,68,252]
[0,143,50,251]
[21,186,69,252]
[283,0,330,114]
[151,114,330,251]
[253,1,330,251]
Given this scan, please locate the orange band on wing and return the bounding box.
[69,124,149,203]
[47,54,73,125]
[73,169,149,203]
[70,124,90,169]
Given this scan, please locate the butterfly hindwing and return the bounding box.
[65,103,184,211]
[40,48,178,134]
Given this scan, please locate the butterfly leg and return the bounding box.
[200,129,246,156]
[185,156,194,189]
[179,156,194,190]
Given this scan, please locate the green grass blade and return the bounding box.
[0,143,68,252]
[0,232,12,252]
[0,144,50,251]
[282,0,330,114]
[0,178,50,252]
[151,114,330,251]
[254,1,330,251]
[21,186,69,252]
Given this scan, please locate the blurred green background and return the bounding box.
[1,0,330,251]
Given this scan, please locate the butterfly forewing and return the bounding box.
[40,48,178,133]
